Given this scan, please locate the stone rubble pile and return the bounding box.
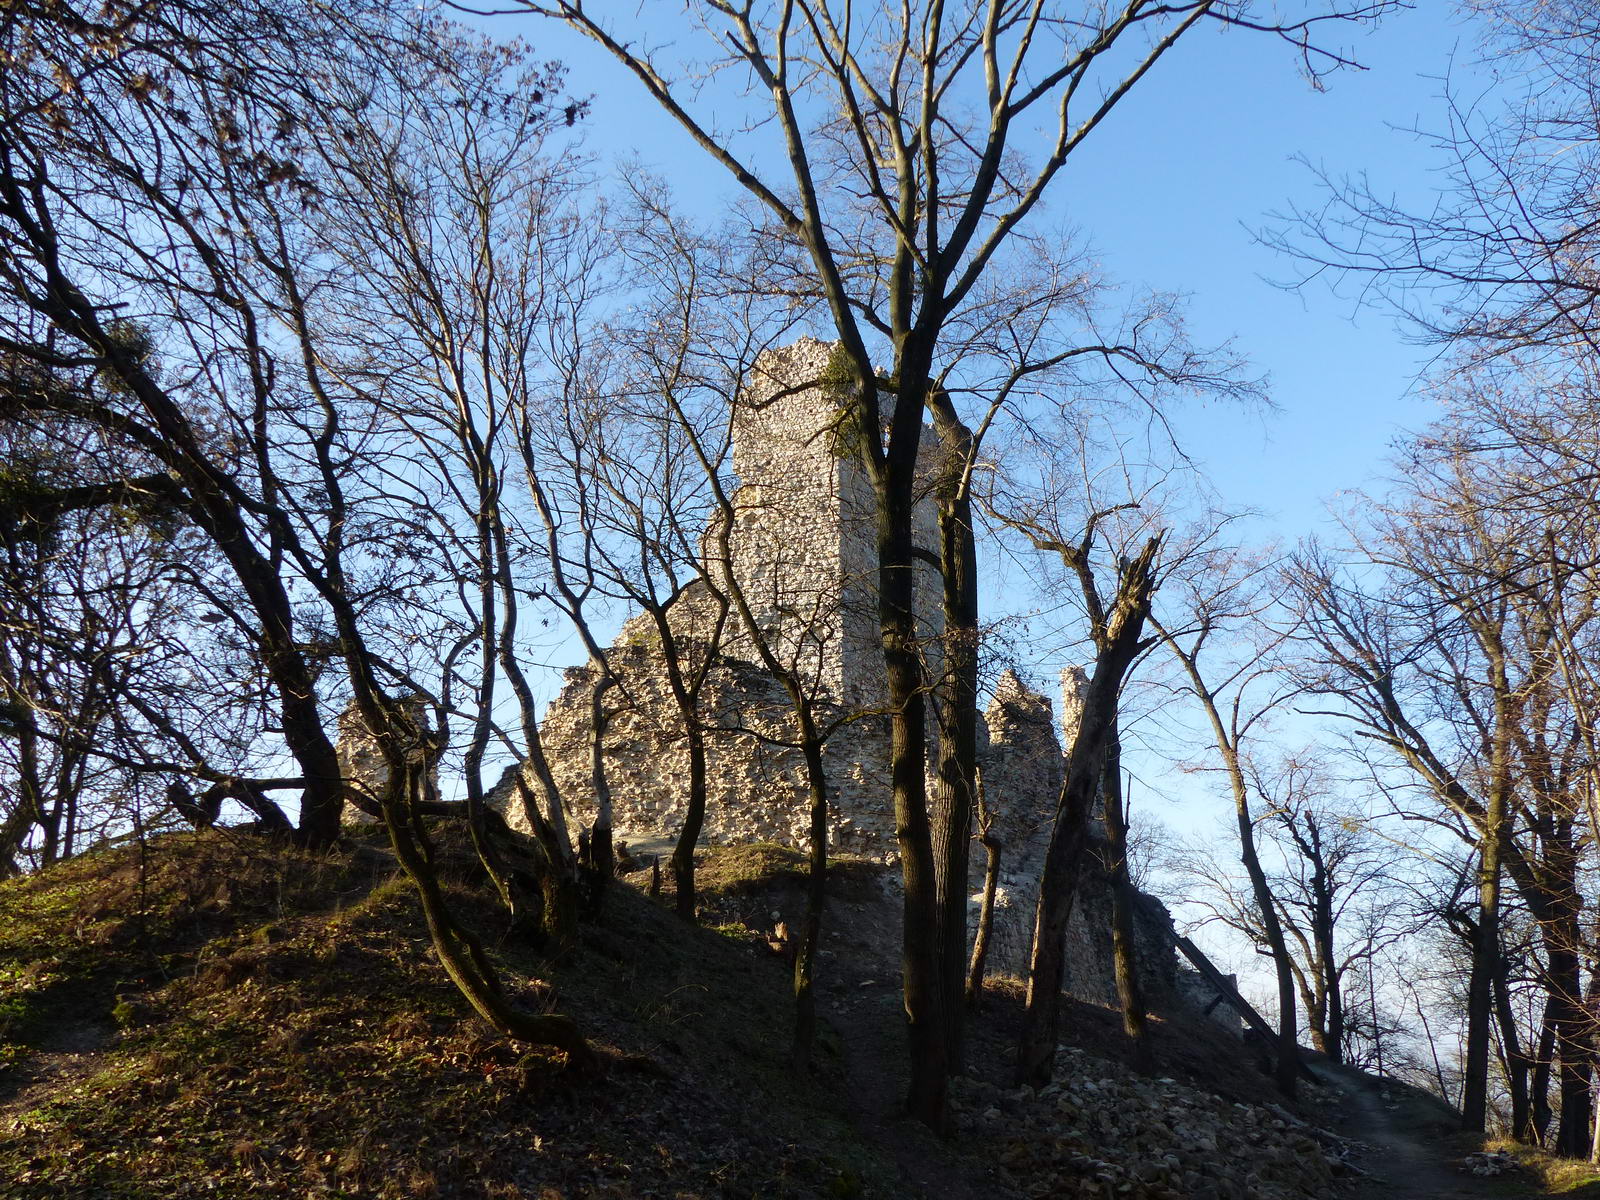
[1461,1150,1520,1177]
[951,1047,1351,1200]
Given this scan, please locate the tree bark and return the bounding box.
[673,725,709,919]
[1549,937,1593,1156]
[1102,728,1151,1073]
[1533,993,1555,1144]
[1493,946,1533,1143]
[792,721,829,1068]
[1016,537,1159,1088]
[586,672,615,914]
[1462,800,1505,1132]
[965,820,1002,1010]
[929,411,980,1071]
[1233,768,1300,1098]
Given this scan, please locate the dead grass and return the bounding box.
[1485,1140,1600,1196]
[0,829,898,1199]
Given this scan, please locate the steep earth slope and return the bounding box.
[0,829,1564,1199]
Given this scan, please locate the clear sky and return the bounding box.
[487,4,1486,545]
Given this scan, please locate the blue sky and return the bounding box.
[493,3,1485,541]
[1068,4,1481,538]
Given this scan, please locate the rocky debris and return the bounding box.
[1461,1150,1520,1176]
[951,1046,1353,1200]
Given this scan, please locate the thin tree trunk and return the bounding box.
[792,723,828,1068]
[673,726,708,919]
[586,672,615,913]
[965,778,1002,1011]
[381,757,592,1065]
[0,685,44,876]
[1462,809,1505,1131]
[1102,730,1151,1073]
[1533,992,1556,1144]
[1463,685,1511,1132]
[1231,763,1300,1097]
[1493,947,1532,1143]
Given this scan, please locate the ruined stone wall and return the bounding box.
[336,698,438,826]
[526,645,902,861]
[478,338,1188,1000]
[722,337,942,710]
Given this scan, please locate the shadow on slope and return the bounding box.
[0,828,894,1199]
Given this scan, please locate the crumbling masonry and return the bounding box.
[331,340,1215,1009]
[520,338,1182,1004]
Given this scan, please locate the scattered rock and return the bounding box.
[951,1047,1353,1200]
[1461,1150,1520,1176]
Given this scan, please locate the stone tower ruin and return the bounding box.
[332,337,1216,1012]
[509,338,1180,993]
[719,337,942,709]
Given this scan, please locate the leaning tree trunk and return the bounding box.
[1231,759,1300,1098]
[965,774,1002,1010]
[1101,726,1151,1073]
[1016,537,1159,1089]
[381,755,592,1065]
[585,671,616,914]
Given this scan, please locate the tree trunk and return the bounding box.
[1233,775,1300,1098]
[586,672,615,914]
[1550,938,1592,1157]
[1016,537,1158,1089]
[672,726,709,919]
[792,722,829,1068]
[1533,992,1556,1144]
[1462,796,1505,1132]
[0,234,347,847]
[1324,962,1345,1065]
[930,444,979,1072]
[965,827,1002,1010]
[1309,847,1341,1065]
[875,407,947,1131]
[381,757,592,1065]
[1101,729,1151,1073]
[1493,947,1532,1143]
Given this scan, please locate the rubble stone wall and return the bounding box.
[339,340,1210,1012]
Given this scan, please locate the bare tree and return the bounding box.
[1288,416,1600,1146]
[524,0,1396,1131]
[1153,545,1303,1096]
[0,0,596,1057]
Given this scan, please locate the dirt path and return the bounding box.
[1323,1062,1516,1199]
[0,1020,114,1131]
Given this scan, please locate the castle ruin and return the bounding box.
[523,338,1180,1001]
[333,338,1205,1009]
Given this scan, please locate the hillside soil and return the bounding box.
[3,829,1594,1199]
